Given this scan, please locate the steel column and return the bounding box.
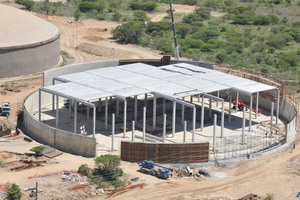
[38,89,41,121]
[132,121,135,142]
[242,107,245,144]
[183,121,187,143]
[123,99,127,137]
[144,93,147,107]
[105,97,108,131]
[236,92,239,113]
[213,114,217,149]
[116,99,119,118]
[276,88,280,124]
[153,95,157,132]
[134,96,137,123]
[201,95,204,131]
[172,101,176,137]
[74,101,77,133]
[255,92,259,119]
[229,92,232,124]
[216,91,219,107]
[209,98,212,118]
[249,95,253,132]
[270,102,274,136]
[221,100,224,138]
[143,107,146,142]
[163,98,166,114]
[93,106,96,137]
[163,114,166,143]
[56,95,59,128]
[192,107,196,142]
[111,114,115,152]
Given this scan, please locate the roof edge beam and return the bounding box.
[154,92,195,108]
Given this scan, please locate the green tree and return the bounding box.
[78,164,90,176]
[17,0,34,10]
[177,24,192,39]
[113,21,144,43]
[133,10,148,22]
[7,183,22,200]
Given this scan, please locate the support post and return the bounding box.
[153,95,157,132]
[123,99,127,137]
[38,89,41,122]
[181,104,184,125]
[163,114,166,143]
[52,79,55,112]
[229,92,232,124]
[105,97,108,131]
[132,121,135,142]
[74,101,77,133]
[69,100,71,118]
[221,100,224,138]
[242,107,245,144]
[270,102,274,136]
[143,107,146,142]
[98,99,102,113]
[111,114,115,152]
[276,89,280,124]
[93,106,96,137]
[198,94,200,102]
[236,92,239,113]
[183,121,187,143]
[190,95,193,103]
[134,96,138,123]
[56,95,59,128]
[201,95,204,131]
[255,92,259,119]
[172,101,176,137]
[192,107,196,142]
[213,114,217,149]
[249,95,253,132]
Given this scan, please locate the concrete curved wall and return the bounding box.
[0,36,60,78]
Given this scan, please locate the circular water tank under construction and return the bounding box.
[0,4,60,78]
[23,60,297,162]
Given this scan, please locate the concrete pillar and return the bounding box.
[111,113,115,152]
[249,95,253,132]
[181,104,184,125]
[255,92,259,119]
[132,121,135,142]
[144,93,147,107]
[74,100,77,134]
[163,114,166,143]
[52,79,55,112]
[93,106,96,137]
[213,114,217,149]
[192,107,196,142]
[105,97,108,131]
[153,95,157,132]
[134,96,137,123]
[183,121,187,143]
[56,95,59,128]
[201,95,204,131]
[242,107,245,144]
[229,92,232,124]
[123,99,127,137]
[87,106,89,121]
[236,92,239,113]
[221,100,224,138]
[276,89,280,124]
[172,101,176,137]
[209,98,212,118]
[163,98,166,114]
[143,107,146,142]
[270,102,274,136]
[216,91,219,107]
[116,99,119,118]
[38,89,41,121]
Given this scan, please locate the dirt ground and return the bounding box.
[0,6,300,200]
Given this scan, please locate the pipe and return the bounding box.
[172,101,176,137]
[143,107,146,142]
[213,114,217,149]
[270,102,274,136]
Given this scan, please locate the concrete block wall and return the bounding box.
[24,91,96,157]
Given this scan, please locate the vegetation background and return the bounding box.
[17,0,300,93]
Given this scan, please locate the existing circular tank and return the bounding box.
[0,4,60,78]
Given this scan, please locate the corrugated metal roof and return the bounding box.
[44,62,277,103]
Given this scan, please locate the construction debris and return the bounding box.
[198,169,211,177]
[68,184,87,190]
[238,193,259,200]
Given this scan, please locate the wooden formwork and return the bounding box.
[121,141,209,163]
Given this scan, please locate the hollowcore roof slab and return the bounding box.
[160,63,277,95]
[47,62,277,103]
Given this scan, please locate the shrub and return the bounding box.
[266,34,292,48]
[216,52,227,63]
[74,9,81,21]
[182,14,203,24]
[32,145,46,156]
[7,183,22,200]
[129,1,157,12]
[253,15,271,25]
[146,22,171,33]
[195,7,211,20]
[112,12,122,21]
[177,24,192,39]
[201,43,216,52]
[17,0,34,10]
[184,38,203,48]
[113,21,144,44]
[78,164,90,176]
[133,10,148,22]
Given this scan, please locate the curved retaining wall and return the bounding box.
[0,36,60,78]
